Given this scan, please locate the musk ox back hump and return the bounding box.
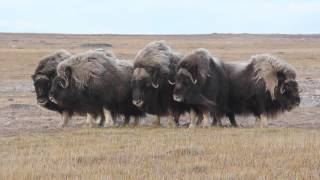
[250,54,297,99]
[134,41,171,73]
[57,51,111,90]
[179,48,223,85]
[33,50,71,79]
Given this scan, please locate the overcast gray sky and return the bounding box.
[0,0,319,34]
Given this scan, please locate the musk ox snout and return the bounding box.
[132,99,144,107]
[173,94,183,102]
[33,79,51,106]
[173,82,185,102]
[37,98,48,105]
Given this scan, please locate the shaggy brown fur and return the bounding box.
[57,50,107,90]
[53,50,143,124]
[250,54,297,99]
[132,41,200,126]
[32,50,72,111]
[33,50,72,80]
[178,48,223,86]
[224,53,300,126]
[174,49,229,125]
[134,40,171,76]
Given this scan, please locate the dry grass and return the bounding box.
[1,33,320,80]
[1,127,320,179]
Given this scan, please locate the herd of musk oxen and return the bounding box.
[31,41,301,128]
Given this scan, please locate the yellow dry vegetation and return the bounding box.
[1,127,319,179]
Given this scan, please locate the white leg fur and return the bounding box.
[61,111,71,128]
[103,108,114,127]
[256,115,268,128]
[86,113,94,127]
[167,114,176,128]
[154,116,161,127]
[202,112,210,127]
[133,116,140,126]
[189,109,197,128]
[95,114,102,124]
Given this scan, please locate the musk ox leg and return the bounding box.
[211,115,222,127]
[98,114,106,127]
[152,115,161,127]
[173,112,180,127]
[196,113,204,126]
[201,112,211,127]
[61,111,71,128]
[189,109,197,128]
[255,115,268,128]
[167,113,177,128]
[86,113,95,127]
[227,113,238,127]
[103,108,115,127]
[124,115,130,126]
[133,116,140,127]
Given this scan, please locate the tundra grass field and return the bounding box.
[0,33,320,179]
[1,128,320,179]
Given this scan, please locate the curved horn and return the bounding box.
[183,68,197,85]
[280,86,285,94]
[192,79,197,84]
[60,79,69,89]
[168,80,175,85]
[34,74,49,82]
[152,81,159,88]
[188,72,197,84]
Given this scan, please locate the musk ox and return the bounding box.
[224,54,300,127]
[132,41,203,127]
[173,49,230,127]
[32,50,75,126]
[32,49,115,127]
[49,50,144,127]
[32,50,71,110]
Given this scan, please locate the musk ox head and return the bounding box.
[131,41,172,107]
[56,66,72,89]
[32,74,51,105]
[32,50,71,106]
[131,67,160,107]
[48,74,74,106]
[49,65,73,105]
[167,53,183,86]
[274,72,300,110]
[173,49,217,107]
[173,68,199,102]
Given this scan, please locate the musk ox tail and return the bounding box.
[250,54,297,99]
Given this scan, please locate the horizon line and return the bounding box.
[1,32,320,36]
